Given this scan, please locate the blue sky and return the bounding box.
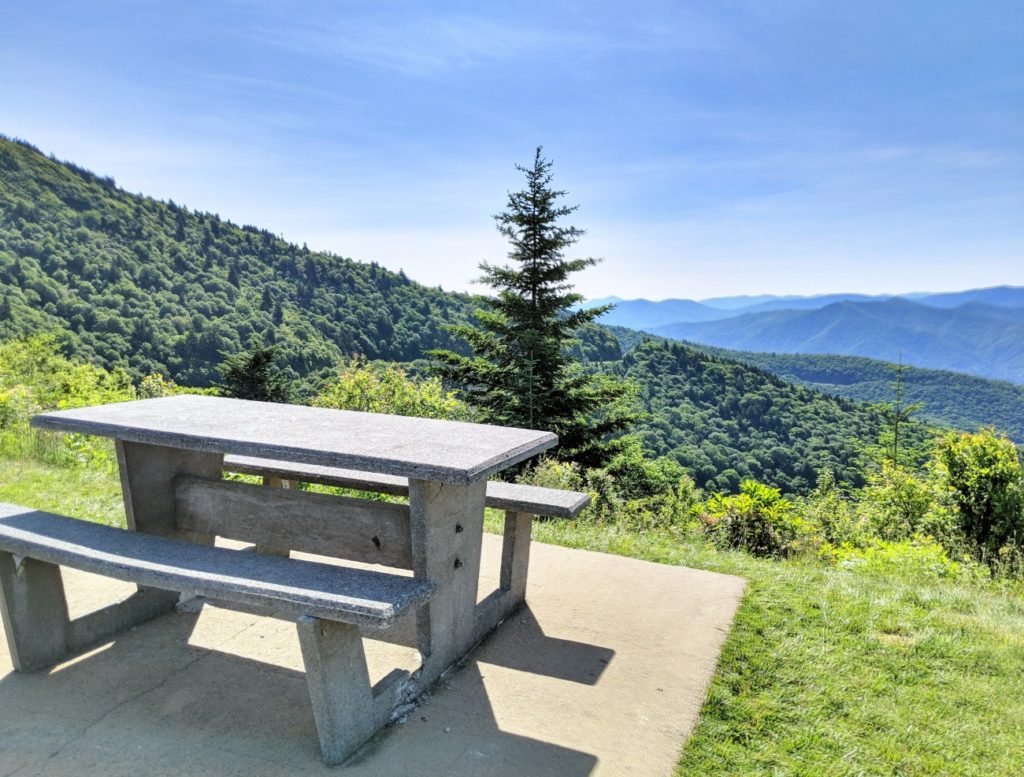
[3,1,1022,299]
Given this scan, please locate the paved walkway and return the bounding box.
[0,535,745,776]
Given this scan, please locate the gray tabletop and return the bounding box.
[31,395,557,485]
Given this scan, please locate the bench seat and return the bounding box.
[223,454,592,518]
[0,503,435,628]
[0,501,439,764]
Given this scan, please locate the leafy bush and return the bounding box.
[795,469,868,547]
[138,373,186,398]
[605,439,690,501]
[313,357,471,420]
[0,334,134,465]
[859,462,938,541]
[516,450,700,531]
[699,480,812,558]
[933,429,1023,559]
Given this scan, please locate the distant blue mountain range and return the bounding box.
[584,287,1024,383]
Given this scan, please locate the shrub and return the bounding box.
[517,457,615,523]
[798,469,867,547]
[605,440,689,501]
[699,480,812,558]
[138,373,181,398]
[934,429,1023,559]
[518,457,586,492]
[314,357,471,420]
[0,334,134,466]
[858,462,936,541]
[516,451,700,531]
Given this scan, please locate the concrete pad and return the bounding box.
[0,535,745,776]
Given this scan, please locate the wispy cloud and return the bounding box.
[241,16,581,75]
[239,9,732,77]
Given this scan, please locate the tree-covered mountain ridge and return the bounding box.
[0,135,928,493]
[612,326,1024,441]
[591,292,1024,384]
[651,298,1024,383]
[587,286,1024,329]
[0,135,485,388]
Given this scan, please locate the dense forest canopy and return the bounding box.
[612,340,928,494]
[610,326,1024,442]
[0,136,477,389]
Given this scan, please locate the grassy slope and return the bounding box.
[4,459,1022,775]
[495,520,1024,776]
[0,459,125,525]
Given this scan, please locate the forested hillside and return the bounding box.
[611,327,1024,440]
[609,340,916,494]
[0,136,478,388]
[0,135,936,494]
[698,349,1024,440]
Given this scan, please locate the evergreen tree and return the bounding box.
[880,356,925,468]
[431,147,636,467]
[217,342,290,403]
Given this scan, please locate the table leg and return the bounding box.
[407,478,487,690]
[474,510,533,642]
[114,440,224,621]
[116,441,223,542]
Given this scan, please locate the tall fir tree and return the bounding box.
[217,342,291,403]
[881,356,925,468]
[431,147,637,467]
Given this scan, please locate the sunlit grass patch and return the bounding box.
[0,457,124,526]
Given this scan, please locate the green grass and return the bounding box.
[504,519,1024,776]
[0,458,124,525]
[5,459,1023,775]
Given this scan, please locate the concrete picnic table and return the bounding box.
[25,394,558,761]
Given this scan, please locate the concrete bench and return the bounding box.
[223,455,592,519]
[0,502,435,764]
[222,455,592,639]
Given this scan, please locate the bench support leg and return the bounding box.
[0,551,185,671]
[256,476,291,557]
[473,510,534,642]
[297,616,387,765]
[500,510,532,605]
[0,552,70,671]
[116,441,222,622]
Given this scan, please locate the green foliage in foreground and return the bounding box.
[935,429,1023,558]
[0,334,205,467]
[699,480,811,558]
